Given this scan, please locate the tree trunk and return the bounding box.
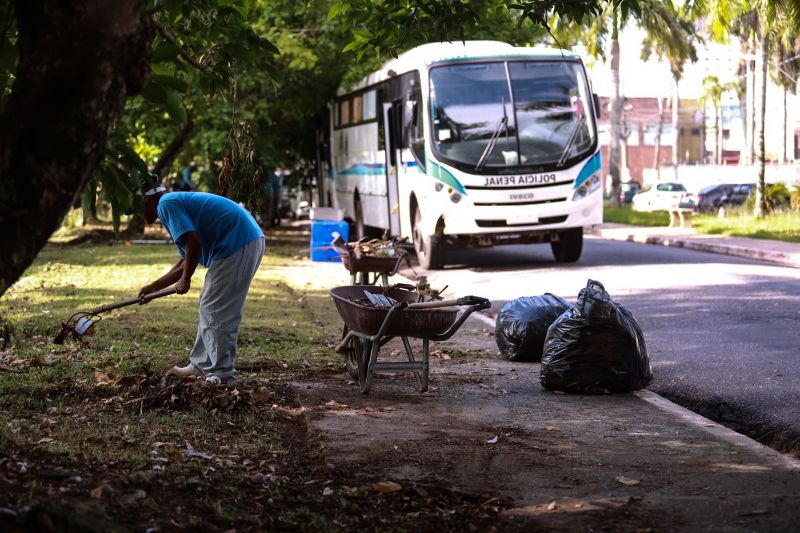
[744,51,753,165]
[608,12,622,205]
[782,85,788,163]
[152,119,195,179]
[750,54,757,165]
[714,104,723,165]
[80,180,99,225]
[654,96,665,179]
[671,75,680,180]
[0,0,152,296]
[755,32,769,218]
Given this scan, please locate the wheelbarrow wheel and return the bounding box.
[341,326,359,380]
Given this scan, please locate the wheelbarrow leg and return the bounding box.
[420,338,429,392]
[401,336,424,392]
[358,337,378,394]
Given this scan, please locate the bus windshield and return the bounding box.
[429,60,596,170]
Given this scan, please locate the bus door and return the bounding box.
[383,71,422,237]
[382,100,402,235]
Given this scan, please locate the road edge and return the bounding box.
[471,312,800,470]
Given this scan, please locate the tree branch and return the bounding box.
[151,17,207,72]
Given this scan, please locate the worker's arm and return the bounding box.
[138,258,184,303]
[175,231,201,294]
[138,231,202,301]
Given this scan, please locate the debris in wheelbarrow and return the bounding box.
[540,280,652,394]
[331,235,412,286]
[330,284,490,393]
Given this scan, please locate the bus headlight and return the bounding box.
[572,174,601,201]
[434,182,444,192]
[450,192,462,203]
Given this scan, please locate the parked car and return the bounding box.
[619,181,642,204]
[725,183,757,206]
[631,182,692,212]
[694,183,736,212]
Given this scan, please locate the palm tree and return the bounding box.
[700,0,799,217]
[559,0,694,205]
[702,75,726,164]
[641,3,699,178]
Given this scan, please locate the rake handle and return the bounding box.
[406,296,489,310]
[89,286,177,315]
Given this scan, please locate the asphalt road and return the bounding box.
[419,237,800,456]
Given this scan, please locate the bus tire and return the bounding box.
[413,209,445,270]
[550,227,583,263]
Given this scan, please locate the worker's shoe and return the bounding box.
[206,375,237,387]
[166,364,204,378]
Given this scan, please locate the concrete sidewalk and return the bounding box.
[298,266,800,531]
[589,223,800,268]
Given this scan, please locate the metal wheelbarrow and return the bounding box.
[330,285,490,394]
[330,236,410,286]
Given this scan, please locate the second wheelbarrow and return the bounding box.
[330,285,490,394]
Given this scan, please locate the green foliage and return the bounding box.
[330,0,640,58]
[743,182,792,212]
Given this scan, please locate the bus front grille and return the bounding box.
[475,215,568,228]
[472,197,567,207]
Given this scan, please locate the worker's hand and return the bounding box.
[175,276,191,295]
[138,284,157,304]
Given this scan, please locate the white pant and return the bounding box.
[189,237,264,382]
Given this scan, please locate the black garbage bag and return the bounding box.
[540,280,652,394]
[495,294,570,362]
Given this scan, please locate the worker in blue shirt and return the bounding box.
[136,173,264,386]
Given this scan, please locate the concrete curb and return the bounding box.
[589,227,800,269]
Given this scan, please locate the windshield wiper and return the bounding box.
[475,97,509,171]
[557,114,587,167]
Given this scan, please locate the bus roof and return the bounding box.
[339,41,582,95]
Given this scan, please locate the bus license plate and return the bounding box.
[506,214,539,225]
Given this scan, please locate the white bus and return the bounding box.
[325,41,602,268]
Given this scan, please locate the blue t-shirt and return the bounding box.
[157,192,263,267]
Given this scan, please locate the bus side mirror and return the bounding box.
[593,93,601,119]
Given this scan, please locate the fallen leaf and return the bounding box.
[90,485,106,499]
[547,501,557,511]
[486,435,499,444]
[251,387,270,402]
[119,489,147,507]
[545,426,560,432]
[36,437,54,444]
[322,487,334,496]
[94,370,116,385]
[616,476,640,486]
[372,481,402,494]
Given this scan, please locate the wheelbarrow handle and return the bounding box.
[89,286,177,315]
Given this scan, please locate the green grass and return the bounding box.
[603,204,670,226]
[0,226,351,529]
[692,208,800,243]
[604,203,800,243]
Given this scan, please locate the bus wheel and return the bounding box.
[413,209,445,270]
[550,228,583,263]
[352,195,365,240]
